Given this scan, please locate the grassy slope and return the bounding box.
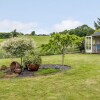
[32,36,50,47]
[0,54,100,100]
[0,36,50,58]
[0,36,50,46]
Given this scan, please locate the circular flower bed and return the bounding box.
[18,64,71,78]
[0,64,71,78]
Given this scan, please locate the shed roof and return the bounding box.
[92,32,100,36]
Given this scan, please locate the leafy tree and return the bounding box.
[68,24,94,37]
[1,37,34,65]
[0,32,12,39]
[31,31,36,36]
[94,18,100,30]
[11,29,19,37]
[41,33,77,65]
[50,32,56,36]
[74,37,85,53]
[59,30,68,34]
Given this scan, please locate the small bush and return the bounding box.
[0,65,7,70]
[23,50,42,66]
[36,68,60,75]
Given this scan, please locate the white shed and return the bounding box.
[85,32,100,53]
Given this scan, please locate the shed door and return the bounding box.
[85,36,92,53]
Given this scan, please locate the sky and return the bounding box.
[0,0,100,34]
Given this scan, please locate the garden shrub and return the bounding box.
[23,50,42,66]
[0,65,7,70]
[1,37,35,65]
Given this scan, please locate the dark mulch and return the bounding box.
[18,64,71,78]
[40,64,71,70]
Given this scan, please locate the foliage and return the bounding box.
[11,29,18,37]
[0,65,7,70]
[68,24,94,37]
[30,31,36,36]
[94,18,100,30]
[23,50,42,66]
[50,25,94,37]
[1,37,35,65]
[0,29,24,39]
[41,33,78,65]
[0,32,12,39]
[75,37,85,53]
[11,29,24,37]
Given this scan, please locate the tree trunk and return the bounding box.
[62,53,65,66]
[62,47,65,66]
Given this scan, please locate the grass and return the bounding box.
[0,58,20,67]
[36,68,60,75]
[0,54,100,100]
[0,36,50,59]
[32,36,50,47]
[0,36,50,46]
[0,39,5,43]
[0,71,6,78]
[20,35,50,47]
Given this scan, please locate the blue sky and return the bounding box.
[0,0,100,34]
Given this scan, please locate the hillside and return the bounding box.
[0,36,50,47]
[32,36,50,47]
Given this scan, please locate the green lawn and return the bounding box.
[0,54,100,100]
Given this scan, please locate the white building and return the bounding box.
[85,32,100,53]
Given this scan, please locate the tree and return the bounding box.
[41,33,77,65]
[94,18,100,30]
[0,32,12,39]
[68,24,94,37]
[31,31,36,36]
[1,37,34,65]
[11,29,18,37]
[74,37,85,53]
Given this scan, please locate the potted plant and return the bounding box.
[10,61,22,74]
[23,50,42,71]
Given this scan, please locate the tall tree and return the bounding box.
[31,31,36,36]
[41,33,77,65]
[94,18,100,30]
[11,29,18,37]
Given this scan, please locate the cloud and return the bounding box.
[0,19,38,33]
[53,20,82,32]
[0,19,82,35]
